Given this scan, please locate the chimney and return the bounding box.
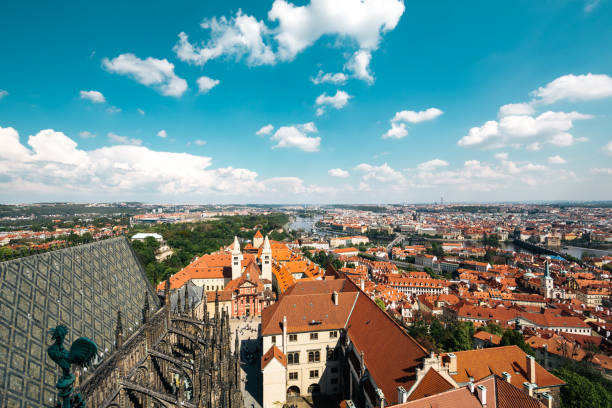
[502,372,511,383]
[468,381,475,393]
[282,315,287,354]
[333,291,339,306]
[541,392,553,408]
[523,382,534,397]
[447,353,457,374]
[527,354,536,384]
[397,386,409,404]
[476,385,487,406]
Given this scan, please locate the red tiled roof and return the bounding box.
[408,368,455,401]
[261,345,286,368]
[346,281,429,405]
[444,346,564,389]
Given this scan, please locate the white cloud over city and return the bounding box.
[173,0,405,84]
[102,54,188,97]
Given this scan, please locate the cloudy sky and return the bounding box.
[1,0,612,204]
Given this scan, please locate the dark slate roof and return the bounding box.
[0,237,159,407]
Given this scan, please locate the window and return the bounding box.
[329,331,338,339]
[310,333,318,340]
[309,370,319,379]
[327,348,338,361]
[308,350,320,363]
[331,378,338,384]
[289,372,298,380]
[289,334,298,342]
[331,367,338,374]
[271,336,276,344]
[288,352,299,365]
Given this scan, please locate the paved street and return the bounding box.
[230,316,262,408]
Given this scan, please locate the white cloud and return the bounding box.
[531,73,612,105]
[458,111,592,149]
[195,139,207,146]
[311,70,347,85]
[382,122,408,139]
[315,90,351,116]
[604,140,612,156]
[417,159,449,171]
[197,76,220,94]
[392,108,443,123]
[102,53,188,97]
[106,106,121,114]
[270,122,321,152]
[79,131,96,139]
[108,132,142,146]
[355,162,403,182]
[382,107,442,139]
[592,168,612,175]
[498,103,535,117]
[328,168,349,178]
[585,0,601,12]
[79,90,106,103]
[175,0,404,83]
[256,124,275,136]
[157,130,168,138]
[0,125,269,198]
[269,0,404,60]
[0,89,7,99]
[344,50,373,84]
[548,155,567,164]
[264,176,335,195]
[137,108,145,115]
[174,11,275,67]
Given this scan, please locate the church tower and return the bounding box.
[543,256,554,299]
[261,235,272,282]
[231,236,243,280]
[253,230,264,249]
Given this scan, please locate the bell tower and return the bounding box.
[231,236,243,280]
[261,235,272,281]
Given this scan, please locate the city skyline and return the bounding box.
[1,0,612,204]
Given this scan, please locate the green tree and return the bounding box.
[552,368,612,408]
[374,298,386,311]
[500,329,534,355]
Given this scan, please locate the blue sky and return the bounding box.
[1,0,612,204]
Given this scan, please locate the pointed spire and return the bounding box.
[234,328,239,356]
[115,310,124,349]
[232,236,240,253]
[164,278,170,307]
[184,286,189,314]
[263,235,271,250]
[142,292,150,323]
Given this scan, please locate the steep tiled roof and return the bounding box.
[346,284,429,405]
[261,281,358,336]
[495,375,546,408]
[393,375,546,408]
[444,346,564,389]
[408,368,455,401]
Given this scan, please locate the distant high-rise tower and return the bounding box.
[261,235,272,282]
[231,236,243,280]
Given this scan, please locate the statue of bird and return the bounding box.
[48,325,98,407]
